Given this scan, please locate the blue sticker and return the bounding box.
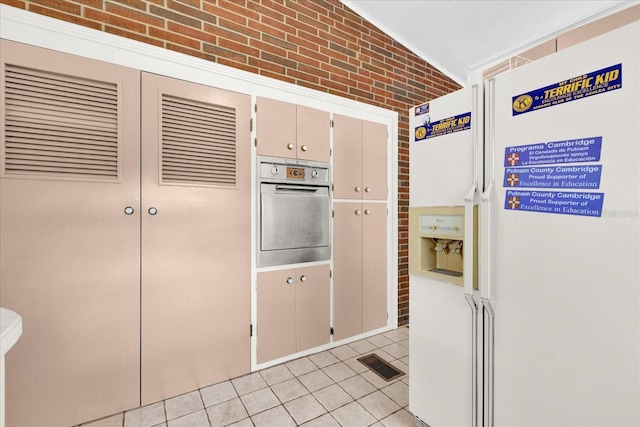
[504,190,604,217]
[414,103,430,116]
[512,63,622,115]
[504,137,602,166]
[503,165,602,189]
[414,112,471,142]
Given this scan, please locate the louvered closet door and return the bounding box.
[141,73,251,404]
[0,41,140,427]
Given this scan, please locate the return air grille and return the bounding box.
[161,95,237,187]
[357,353,405,381]
[3,65,119,179]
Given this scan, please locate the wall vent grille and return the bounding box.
[161,95,237,187]
[3,65,119,179]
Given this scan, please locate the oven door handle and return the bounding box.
[274,185,322,193]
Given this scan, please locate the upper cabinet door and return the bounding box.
[334,114,388,200]
[362,120,388,200]
[297,104,330,163]
[257,97,329,162]
[256,97,297,159]
[333,114,363,199]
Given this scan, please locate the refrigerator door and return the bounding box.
[483,21,639,426]
[409,86,481,427]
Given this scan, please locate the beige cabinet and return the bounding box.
[256,97,330,163]
[0,41,141,427]
[257,264,330,364]
[333,202,387,341]
[0,41,252,426]
[333,114,387,200]
[140,73,251,405]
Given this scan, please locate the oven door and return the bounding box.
[259,183,330,266]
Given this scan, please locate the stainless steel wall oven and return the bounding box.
[257,157,331,267]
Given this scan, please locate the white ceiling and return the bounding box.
[339,0,631,86]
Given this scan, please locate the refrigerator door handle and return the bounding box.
[465,294,479,427]
[482,298,495,427]
[464,83,480,297]
[464,184,477,297]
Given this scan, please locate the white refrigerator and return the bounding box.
[409,20,639,427]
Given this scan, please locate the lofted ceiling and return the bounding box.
[339,0,632,86]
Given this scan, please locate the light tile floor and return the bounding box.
[77,327,413,427]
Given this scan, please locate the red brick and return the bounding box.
[247,19,286,39]
[1,0,26,8]
[249,38,288,57]
[166,42,210,60]
[286,67,319,84]
[149,26,201,49]
[166,0,216,24]
[217,58,260,74]
[168,21,217,44]
[219,17,260,38]
[259,68,295,84]
[28,0,80,14]
[203,22,248,44]
[106,3,164,27]
[219,37,260,57]
[260,14,298,34]
[202,2,248,25]
[203,42,248,62]
[108,0,147,12]
[29,4,102,30]
[299,46,330,63]
[150,3,200,28]
[285,0,318,20]
[105,25,164,47]
[287,34,325,52]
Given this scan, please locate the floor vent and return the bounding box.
[415,416,431,427]
[357,353,404,381]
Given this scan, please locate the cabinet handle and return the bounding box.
[300,275,307,282]
[148,207,158,215]
[300,145,308,152]
[286,277,294,284]
[287,143,294,150]
[364,209,371,215]
[124,206,134,215]
[355,186,361,192]
[355,209,361,215]
[365,187,371,193]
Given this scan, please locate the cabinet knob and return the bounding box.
[286,277,294,284]
[287,143,294,150]
[300,275,307,282]
[355,186,361,192]
[300,145,308,152]
[124,206,134,215]
[364,209,371,215]
[148,207,158,215]
[365,187,371,193]
[355,209,361,215]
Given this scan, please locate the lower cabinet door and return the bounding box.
[296,264,330,352]
[333,202,388,340]
[257,265,330,364]
[333,202,364,340]
[257,269,297,364]
[362,203,388,332]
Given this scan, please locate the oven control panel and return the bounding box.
[259,158,330,183]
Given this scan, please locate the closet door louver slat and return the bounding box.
[3,65,119,180]
[161,95,237,187]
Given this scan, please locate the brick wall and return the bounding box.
[0,0,461,326]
